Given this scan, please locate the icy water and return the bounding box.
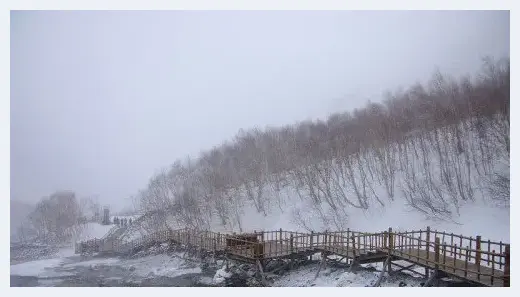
[10,254,218,287]
[10,271,211,287]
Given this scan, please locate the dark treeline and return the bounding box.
[134,57,509,232]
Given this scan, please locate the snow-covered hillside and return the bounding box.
[124,184,509,243]
[127,59,510,246]
[124,134,510,243]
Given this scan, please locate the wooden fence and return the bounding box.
[76,227,510,287]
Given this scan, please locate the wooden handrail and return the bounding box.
[76,226,509,287]
[392,233,506,261]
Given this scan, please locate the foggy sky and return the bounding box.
[10,10,509,211]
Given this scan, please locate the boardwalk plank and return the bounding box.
[384,248,506,287]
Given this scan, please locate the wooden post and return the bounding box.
[469,237,473,260]
[388,228,393,251]
[450,233,454,256]
[416,235,421,259]
[476,235,481,281]
[290,234,294,253]
[459,235,463,259]
[352,236,357,257]
[314,251,327,279]
[487,239,491,265]
[425,226,431,278]
[434,237,440,276]
[442,243,447,270]
[346,228,350,257]
[383,231,388,249]
[388,227,393,274]
[309,231,314,261]
[279,228,283,245]
[499,241,503,269]
[504,244,510,287]
[453,244,457,273]
[273,232,278,256]
[407,234,411,254]
[464,247,469,278]
[254,241,264,260]
[324,230,328,250]
[491,250,495,286]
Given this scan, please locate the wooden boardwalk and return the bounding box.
[76,227,510,287]
[386,248,505,287]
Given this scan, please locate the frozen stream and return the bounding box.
[10,253,217,287]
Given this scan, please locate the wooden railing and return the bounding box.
[386,228,509,286]
[76,227,510,286]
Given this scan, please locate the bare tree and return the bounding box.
[28,191,84,244]
[131,57,509,229]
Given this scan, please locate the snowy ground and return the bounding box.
[74,222,116,242]
[271,265,423,287]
